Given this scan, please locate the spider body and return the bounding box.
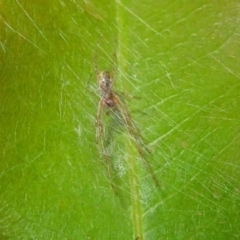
[93,48,159,191]
[98,71,116,109]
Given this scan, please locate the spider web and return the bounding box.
[1,0,240,239]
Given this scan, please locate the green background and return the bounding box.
[1,0,240,239]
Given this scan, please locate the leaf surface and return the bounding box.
[1,0,240,239]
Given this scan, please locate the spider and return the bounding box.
[94,46,159,191]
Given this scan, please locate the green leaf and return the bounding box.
[1,0,240,239]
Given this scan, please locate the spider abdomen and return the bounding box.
[104,97,116,108]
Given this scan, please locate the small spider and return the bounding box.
[94,45,159,191]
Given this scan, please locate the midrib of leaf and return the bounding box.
[116,1,144,239]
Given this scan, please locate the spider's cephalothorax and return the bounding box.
[98,71,113,94]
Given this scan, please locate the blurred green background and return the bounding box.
[1,0,240,239]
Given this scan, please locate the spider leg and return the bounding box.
[112,46,117,84]
[96,100,117,194]
[113,91,141,100]
[114,96,151,154]
[95,100,104,144]
[94,41,99,77]
[115,96,159,186]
